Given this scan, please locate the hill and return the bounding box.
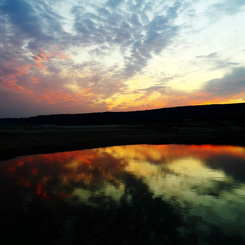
[1,103,245,160]
[1,103,245,126]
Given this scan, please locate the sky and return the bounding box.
[0,0,245,118]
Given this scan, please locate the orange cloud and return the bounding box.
[0,47,72,101]
[33,55,45,68]
[38,51,51,60]
[178,91,245,108]
[32,48,70,68]
[29,47,71,71]
[110,89,245,113]
[36,87,94,105]
[40,89,76,104]
[32,77,40,83]
[54,53,71,59]
[2,79,24,91]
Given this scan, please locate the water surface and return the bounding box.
[1,144,245,244]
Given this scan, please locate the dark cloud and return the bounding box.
[204,67,245,97]
[0,0,69,52]
[228,62,240,66]
[139,85,166,94]
[196,52,218,59]
[1,0,43,38]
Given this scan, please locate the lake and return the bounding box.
[1,144,245,244]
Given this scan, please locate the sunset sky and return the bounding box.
[0,0,245,118]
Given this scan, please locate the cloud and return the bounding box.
[122,2,181,77]
[1,0,43,38]
[106,0,124,9]
[209,0,245,16]
[0,0,181,88]
[106,66,245,112]
[228,62,240,66]
[203,67,245,97]
[0,0,70,52]
[163,67,245,107]
[70,0,181,78]
[0,0,70,83]
[0,0,245,117]
[196,52,218,59]
[195,52,241,71]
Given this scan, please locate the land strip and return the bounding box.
[1,119,245,160]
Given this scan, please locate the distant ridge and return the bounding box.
[1,103,245,126]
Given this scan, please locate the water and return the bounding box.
[1,144,245,245]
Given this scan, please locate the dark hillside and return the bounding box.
[1,103,245,126]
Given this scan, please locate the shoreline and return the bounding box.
[1,122,245,160]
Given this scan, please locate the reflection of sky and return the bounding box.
[125,153,245,238]
[1,144,245,238]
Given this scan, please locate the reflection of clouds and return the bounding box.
[0,149,126,202]
[125,155,229,202]
[167,157,225,179]
[72,183,125,207]
[102,144,165,162]
[125,160,159,177]
[123,150,245,239]
[1,144,245,239]
[186,186,245,239]
[104,144,245,163]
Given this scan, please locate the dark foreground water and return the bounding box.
[1,144,245,245]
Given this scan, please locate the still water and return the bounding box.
[1,144,245,244]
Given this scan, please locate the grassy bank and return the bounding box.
[1,120,245,160]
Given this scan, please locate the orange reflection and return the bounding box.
[0,144,244,201]
[32,168,39,175]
